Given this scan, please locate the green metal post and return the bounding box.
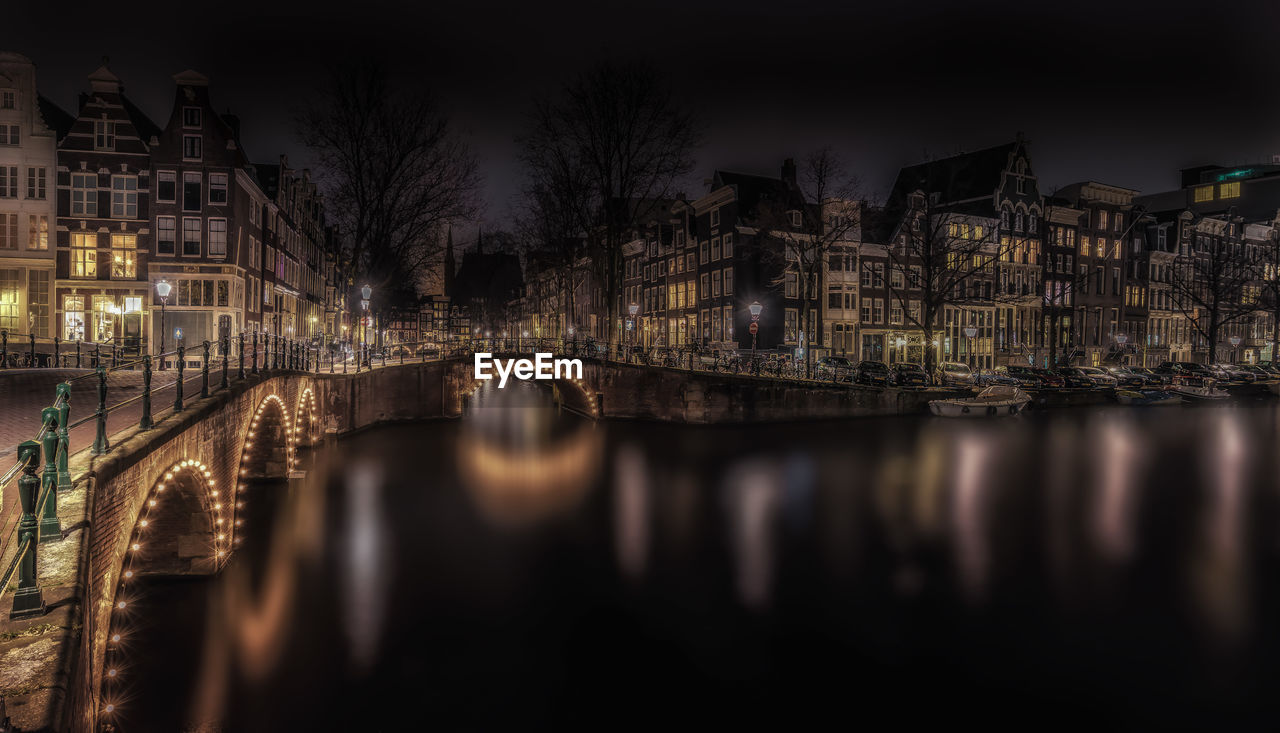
[221,336,229,389]
[174,345,185,411]
[53,336,60,367]
[252,331,259,374]
[92,366,109,455]
[10,441,45,619]
[140,356,153,430]
[39,412,61,542]
[29,332,35,367]
[201,340,210,398]
[238,332,245,380]
[55,383,71,490]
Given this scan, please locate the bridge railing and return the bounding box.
[0,330,333,618]
[0,330,135,370]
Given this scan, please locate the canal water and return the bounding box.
[118,384,1280,731]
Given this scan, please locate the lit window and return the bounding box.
[110,234,136,279]
[1220,182,1241,199]
[1194,185,1214,203]
[71,232,97,278]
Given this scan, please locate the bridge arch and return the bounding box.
[232,394,296,549]
[464,369,599,419]
[99,457,225,720]
[294,387,318,446]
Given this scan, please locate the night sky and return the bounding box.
[6,0,1280,236]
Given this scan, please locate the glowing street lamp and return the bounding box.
[748,301,763,357]
[963,325,978,368]
[155,280,172,370]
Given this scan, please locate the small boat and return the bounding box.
[929,385,1031,417]
[1115,389,1182,406]
[1171,385,1229,401]
[1267,381,1280,396]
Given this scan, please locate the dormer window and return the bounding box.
[183,134,202,160]
[788,210,802,228]
[0,90,14,109]
[183,107,202,129]
[710,207,720,227]
[1000,210,1010,230]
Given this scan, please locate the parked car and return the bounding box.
[817,356,854,382]
[1030,367,1066,389]
[891,362,929,387]
[1127,366,1165,385]
[1154,361,1217,386]
[974,369,1020,387]
[1212,363,1255,383]
[1076,366,1118,388]
[1053,367,1095,389]
[854,360,891,386]
[995,364,1046,388]
[935,361,975,387]
[1239,364,1274,380]
[1104,366,1146,388]
[1256,361,1280,376]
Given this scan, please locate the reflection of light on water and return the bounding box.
[1044,420,1077,590]
[614,444,649,579]
[952,432,992,600]
[1193,412,1250,646]
[342,460,391,671]
[723,460,781,609]
[1093,418,1142,562]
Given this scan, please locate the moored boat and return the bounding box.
[1115,389,1182,406]
[1171,385,1229,401]
[929,385,1031,418]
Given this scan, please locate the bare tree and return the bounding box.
[517,155,594,338]
[876,194,1014,376]
[520,61,700,344]
[1249,225,1280,359]
[298,61,481,300]
[753,148,861,376]
[1168,214,1256,363]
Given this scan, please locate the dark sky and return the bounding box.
[7,0,1280,237]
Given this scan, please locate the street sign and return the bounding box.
[749,322,758,335]
[174,327,184,340]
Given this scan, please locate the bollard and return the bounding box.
[29,333,35,367]
[140,356,153,430]
[222,336,229,389]
[238,332,245,380]
[174,345,186,411]
[252,331,259,374]
[10,441,45,619]
[342,345,347,373]
[1,329,7,367]
[76,340,81,368]
[93,342,100,368]
[39,411,61,542]
[55,383,71,490]
[201,340,210,398]
[53,336,60,367]
[91,366,109,455]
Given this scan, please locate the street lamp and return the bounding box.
[360,284,371,365]
[748,300,763,357]
[627,303,638,358]
[964,325,978,369]
[1229,335,1242,363]
[155,280,172,370]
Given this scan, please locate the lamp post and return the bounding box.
[748,301,763,356]
[360,283,372,367]
[155,280,171,370]
[1229,335,1242,363]
[963,325,978,369]
[627,303,638,360]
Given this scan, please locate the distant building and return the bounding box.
[53,62,156,351]
[447,230,523,337]
[0,52,67,341]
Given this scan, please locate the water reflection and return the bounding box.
[115,398,1280,730]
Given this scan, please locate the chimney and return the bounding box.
[782,158,797,185]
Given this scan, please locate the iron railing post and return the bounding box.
[251,331,259,374]
[10,441,45,619]
[140,356,153,430]
[91,366,109,455]
[53,336,60,367]
[56,383,71,490]
[201,340,210,398]
[111,343,118,368]
[93,343,100,368]
[39,411,61,542]
[238,331,245,380]
[174,345,185,412]
[1,330,7,367]
[75,340,81,368]
[221,336,229,390]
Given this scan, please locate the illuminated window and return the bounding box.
[1194,185,1214,203]
[0,269,18,331]
[71,232,97,277]
[1220,182,1241,199]
[110,234,136,279]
